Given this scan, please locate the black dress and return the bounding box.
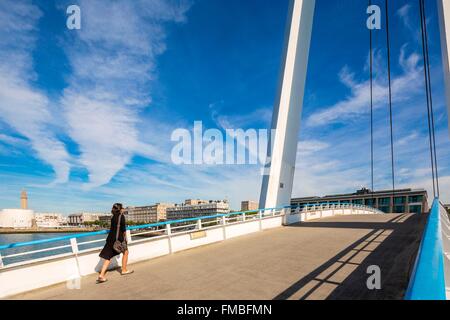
[99,213,126,260]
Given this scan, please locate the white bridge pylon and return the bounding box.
[260,0,450,215]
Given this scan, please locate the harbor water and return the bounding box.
[0,232,108,266]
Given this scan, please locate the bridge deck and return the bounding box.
[10,213,427,300]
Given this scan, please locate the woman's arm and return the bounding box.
[121,214,127,240]
[120,215,126,232]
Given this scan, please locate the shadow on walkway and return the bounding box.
[273,214,428,300]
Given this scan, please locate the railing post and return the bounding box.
[69,238,82,285]
[0,252,3,268]
[242,212,246,222]
[259,210,263,230]
[222,216,227,240]
[126,230,132,244]
[70,238,79,255]
[197,219,202,230]
[166,223,173,254]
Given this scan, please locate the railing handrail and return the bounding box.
[0,203,379,252]
[405,198,447,300]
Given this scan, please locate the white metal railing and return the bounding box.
[289,202,384,215]
[0,203,380,269]
[0,207,285,268]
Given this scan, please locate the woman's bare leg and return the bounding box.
[99,259,111,279]
[121,250,129,273]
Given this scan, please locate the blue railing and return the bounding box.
[405,198,447,300]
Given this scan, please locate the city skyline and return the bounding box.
[0,0,449,214]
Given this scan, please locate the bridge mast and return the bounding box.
[437,0,450,138]
[259,0,315,212]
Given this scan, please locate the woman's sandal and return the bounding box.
[96,277,108,284]
[121,270,134,276]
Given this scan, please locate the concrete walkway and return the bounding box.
[10,213,427,300]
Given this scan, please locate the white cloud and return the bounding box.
[306,47,423,127]
[0,0,71,183]
[297,140,330,156]
[210,101,272,129]
[397,4,413,30]
[0,134,28,147]
[62,0,192,189]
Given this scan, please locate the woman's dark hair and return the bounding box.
[111,203,123,215]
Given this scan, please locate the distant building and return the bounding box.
[68,212,108,226]
[21,189,28,209]
[125,203,174,224]
[241,201,259,212]
[99,214,112,226]
[35,213,65,228]
[60,215,68,225]
[291,188,429,214]
[0,190,35,229]
[184,199,209,206]
[166,200,230,221]
[0,209,35,229]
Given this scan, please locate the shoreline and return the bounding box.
[0,228,106,234]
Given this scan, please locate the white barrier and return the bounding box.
[0,214,283,298]
[284,205,382,225]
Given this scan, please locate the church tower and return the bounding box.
[21,189,28,209]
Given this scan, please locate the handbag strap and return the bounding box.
[115,213,122,241]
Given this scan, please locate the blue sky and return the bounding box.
[0,0,449,214]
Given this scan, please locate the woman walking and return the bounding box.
[97,203,134,283]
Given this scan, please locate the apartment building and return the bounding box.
[68,212,108,226]
[166,200,230,221]
[125,203,174,224]
[241,200,259,212]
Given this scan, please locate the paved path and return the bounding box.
[11,214,427,300]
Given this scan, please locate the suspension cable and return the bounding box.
[385,0,396,203]
[419,0,440,198]
[419,0,436,198]
[422,0,440,198]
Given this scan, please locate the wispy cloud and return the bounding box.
[0,0,71,183]
[62,0,192,189]
[306,47,423,127]
[397,4,413,30]
[209,101,272,129]
[297,140,330,156]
